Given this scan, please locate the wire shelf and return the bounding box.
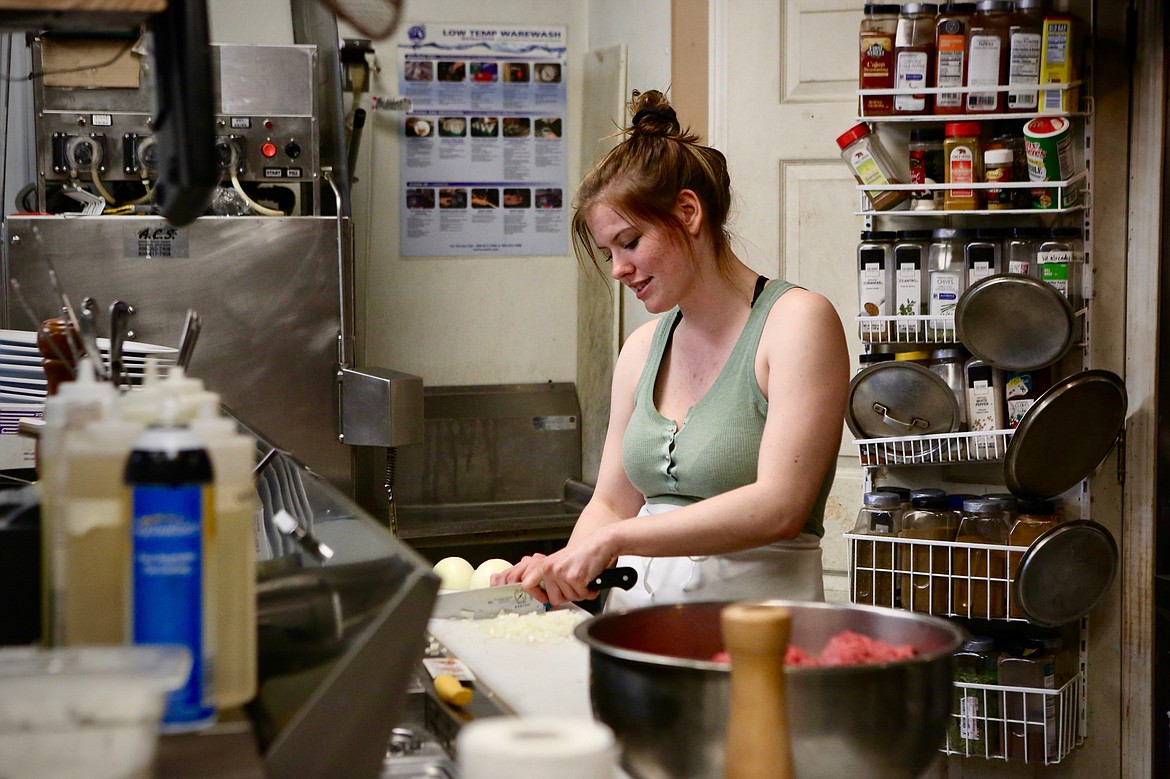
[844,534,1031,621]
[943,675,1084,764]
[856,314,958,345]
[853,429,1013,466]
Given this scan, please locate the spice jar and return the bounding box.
[1005,225,1044,275]
[953,497,1012,618]
[1007,498,1063,618]
[1037,227,1084,308]
[964,228,1002,287]
[893,3,939,115]
[893,229,931,339]
[857,230,896,340]
[908,127,945,209]
[934,2,976,115]
[899,495,960,614]
[1004,366,1053,427]
[929,347,968,428]
[944,122,982,210]
[998,636,1061,761]
[926,228,967,341]
[984,147,1015,209]
[837,122,909,211]
[965,0,1013,113]
[951,636,1002,757]
[965,356,1006,457]
[851,491,904,607]
[860,4,900,116]
[857,351,897,373]
[1007,0,1048,113]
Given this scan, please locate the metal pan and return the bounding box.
[846,361,960,439]
[955,273,1077,371]
[1004,370,1127,500]
[1012,519,1118,627]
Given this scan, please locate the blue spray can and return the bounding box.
[125,420,216,731]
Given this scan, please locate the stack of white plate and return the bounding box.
[0,329,178,404]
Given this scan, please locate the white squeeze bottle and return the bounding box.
[191,397,259,708]
[58,408,145,645]
[39,357,116,645]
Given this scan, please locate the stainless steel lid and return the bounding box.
[955,274,1076,371]
[1005,370,1127,499]
[1013,520,1118,627]
[847,362,960,439]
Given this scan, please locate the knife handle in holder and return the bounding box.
[588,566,638,592]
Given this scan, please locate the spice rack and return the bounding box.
[845,16,1096,765]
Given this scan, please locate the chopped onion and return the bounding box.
[475,610,581,644]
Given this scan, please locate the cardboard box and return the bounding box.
[1039,17,1078,114]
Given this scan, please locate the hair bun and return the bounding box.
[629,90,679,136]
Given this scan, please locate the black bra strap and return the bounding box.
[751,275,769,307]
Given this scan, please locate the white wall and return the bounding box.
[348,1,589,387]
[2,36,35,216]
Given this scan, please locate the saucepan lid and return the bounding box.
[955,274,1077,371]
[1013,519,1118,627]
[846,362,959,439]
[1004,370,1127,499]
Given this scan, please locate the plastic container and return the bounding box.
[860,4,900,116]
[908,127,945,209]
[983,147,1016,209]
[952,497,1012,618]
[965,228,1002,287]
[929,347,968,428]
[965,0,1013,113]
[1007,0,1048,112]
[852,491,904,607]
[893,229,932,338]
[190,402,258,709]
[899,495,960,613]
[1005,225,1045,275]
[125,419,216,732]
[934,2,976,114]
[0,645,190,779]
[893,3,939,115]
[998,638,1060,761]
[837,122,910,211]
[951,636,1002,757]
[1007,498,1063,618]
[943,122,983,210]
[1037,227,1084,308]
[927,228,967,340]
[857,230,896,340]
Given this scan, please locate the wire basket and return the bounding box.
[853,429,1013,467]
[944,675,1084,764]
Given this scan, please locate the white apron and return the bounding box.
[603,502,825,612]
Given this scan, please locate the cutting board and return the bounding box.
[426,608,594,718]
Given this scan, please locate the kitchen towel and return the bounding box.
[457,715,617,779]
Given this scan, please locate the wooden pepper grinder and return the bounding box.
[722,603,794,779]
[37,315,81,395]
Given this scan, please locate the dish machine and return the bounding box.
[2,36,421,500]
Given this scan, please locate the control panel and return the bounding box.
[32,41,320,209]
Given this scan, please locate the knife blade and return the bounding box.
[431,566,638,620]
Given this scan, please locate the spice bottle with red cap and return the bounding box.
[944,122,983,210]
[837,122,909,211]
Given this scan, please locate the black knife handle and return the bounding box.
[588,566,638,591]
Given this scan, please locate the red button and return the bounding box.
[261,142,278,158]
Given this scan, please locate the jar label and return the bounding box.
[895,51,929,112]
[1008,32,1043,110]
[959,695,982,740]
[966,35,1003,111]
[936,33,966,108]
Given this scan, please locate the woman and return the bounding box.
[496,90,849,609]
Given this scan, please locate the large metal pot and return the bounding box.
[574,600,964,779]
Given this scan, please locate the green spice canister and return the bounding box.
[1023,116,1077,209]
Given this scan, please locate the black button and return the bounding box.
[284,142,301,159]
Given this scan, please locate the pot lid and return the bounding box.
[1013,519,1118,627]
[847,362,959,439]
[955,274,1076,371]
[1005,370,1127,499]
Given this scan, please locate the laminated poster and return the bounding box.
[397,23,568,257]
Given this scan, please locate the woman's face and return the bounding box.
[587,203,688,314]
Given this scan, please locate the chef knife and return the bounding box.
[431,566,638,620]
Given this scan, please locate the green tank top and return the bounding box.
[620,280,830,537]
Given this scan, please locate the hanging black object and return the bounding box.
[148,0,217,226]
